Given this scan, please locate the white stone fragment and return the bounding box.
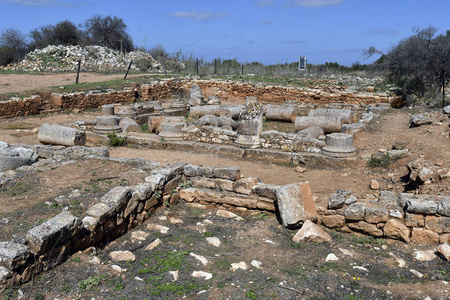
[190,252,209,266]
[230,262,248,272]
[147,223,170,234]
[251,260,262,268]
[109,251,135,262]
[410,269,424,278]
[144,238,162,251]
[206,237,221,247]
[191,271,212,280]
[131,230,149,241]
[169,270,179,281]
[326,253,339,262]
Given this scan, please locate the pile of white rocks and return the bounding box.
[10,45,162,72]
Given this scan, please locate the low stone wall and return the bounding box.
[0,152,277,288]
[182,125,237,144]
[0,78,400,118]
[321,190,450,244]
[260,130,325,153]
[0,96,41,119]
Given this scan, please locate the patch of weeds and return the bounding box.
[78,275,102,290]
[157,282,202,297]
[69,199,82,216]
[34,292,45,300]
[107,132,126,146]
[352,235,386,247]
[179,180,192,189]
[71,257,81,263]
[113,278,125,291]
[245,290,258,299]
[367,153,400,168]
[255,212,267,220]
[318,262,343,272]
[139,250,190,274]
[3,288,17,300]
[61,285,71,292]
[203,231,213,237]
[282,266,308,279]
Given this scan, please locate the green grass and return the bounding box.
[366,153,401,168]
[77,275,102,290]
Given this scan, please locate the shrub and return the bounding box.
[107,132,125,146]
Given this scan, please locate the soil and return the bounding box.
[0,75,449,299]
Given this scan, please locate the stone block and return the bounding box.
[405,213,424,227]
[424,216,450,234]
[293,220,332,243]
[0,242,30,270]
[364,206,389,224]
[100,186,132,214]
[252,183,280,200]
[344,203,366,221]
[190,177,216,189]
[322,215,346,228]
[213,167,240,181]
[437,199,450,217]
[233,177,260,195]
[410,228,439,244]
[25,211,82,254]
[275,182,318,228]
[378,191,398,207]
[328,190,353,210]
[347,221,383,237]
[406,198,438,215]
[440,234,450,244]
[214,178,234,192]
[179,188,198,202]
[384,219,410,242]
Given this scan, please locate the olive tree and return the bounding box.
[0,28,29,66]
[83,15,133,52]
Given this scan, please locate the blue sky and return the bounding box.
[1,0,449,66]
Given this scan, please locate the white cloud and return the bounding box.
[0,0,72,6]
[291,0,342,7]
[166,11,229,20]
[255,0,276,6]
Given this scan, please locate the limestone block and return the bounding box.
[148,116,184,133]
[214,178,235,192]
[252,183,281,200]
[322,214,346,228]
[190,177,216,189]
[179,188,199,202]
[328,190,353,210]
[378,191,399,207]
[264,105,297,123]
[295,116,343,134]
[406,198,438,215]
[25,211,82,253]
[424,216,450,234]
[220,105,244,120]
[0,266,13,283]
[233,177,260,195]
[213,167,240,181]
[364,207,389,224]
[131,182,156,202]
[119,117,142,133]
[437,199,450,216]
[405,213,424,227]
[409,114,432,127]
[298,126,324,139]
[293,220,332,243]
[38,123,86,146]
[437,243,450,260]
[344,203,366,221]
[440,234,450,244]
[183,163,200,177]
[158,122,185,140]
[308,108,356,124]
[384,219,410,242]
[115,105,136,118]
[0,143,38,172]
[275,182,318,228]
[410,228,439,244]
[347,221,383,237]
[100,186,132,214]
[101,104,114,115]
[190,105,221,118]
[0,242,30,270]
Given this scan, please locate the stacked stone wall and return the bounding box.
[0,96,41,119]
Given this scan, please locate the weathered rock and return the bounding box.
[191,271,212,280]
[119,117,142,133]
[275,182,317,228]
[298,126,324,139]
[213,167,240,181]
[411,228,440,244]
[131,231,149,241]
[38,123,86,146]
[308,108,356,124]
[190,105,221,118]
[437,199,450,216]
[216,210,243,220]
[233,177,260,195]
[295,116,343,134]
[230,262,248,272]
[147,223,170,233]
[365,207,389,223]
[265,105,297,123]
[406,198,438,215]
[413,250,436,261]
[344,203,366,221]
[0,266,13,283]
[179,188,198,202]
[25,211,82,253]
[384,219,410,242]
[322,214,346,228]
[110,250,135,261]
[443,105,450,114]
[322,133,356,158]
[144,238,162,251]
[424,216,450,233]
[347,221,383,236]
[437,243,450,260]
[326,253,339,262]
[328,190,353,209]
[293,220,332,243]
[409,114,432,127]
[206,237,221,247]
[370,179,380,190]
[0,242,30,270]
[0,143,38,171]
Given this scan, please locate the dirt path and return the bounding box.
[0,73,143,94]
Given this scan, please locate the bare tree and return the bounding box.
[0,28,28,66]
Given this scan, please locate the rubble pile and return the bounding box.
[8,45,162,72]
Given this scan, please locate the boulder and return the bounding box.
[409,114,432,127]
[384,219,410,242]
[293,220,332,243]
[0,242,31,270]
[119,117,142,133]
[0,142,38,172]
[437,243,450,260]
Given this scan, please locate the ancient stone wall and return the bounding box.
[182,125,237,145]
[322,190,450,244]
[0,78,401,118]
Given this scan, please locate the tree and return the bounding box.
[30,20,80,49]
[366,26,450,106]
[84,15,133,52]
[0,28,29,66]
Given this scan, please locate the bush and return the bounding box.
[107,132,125,146]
